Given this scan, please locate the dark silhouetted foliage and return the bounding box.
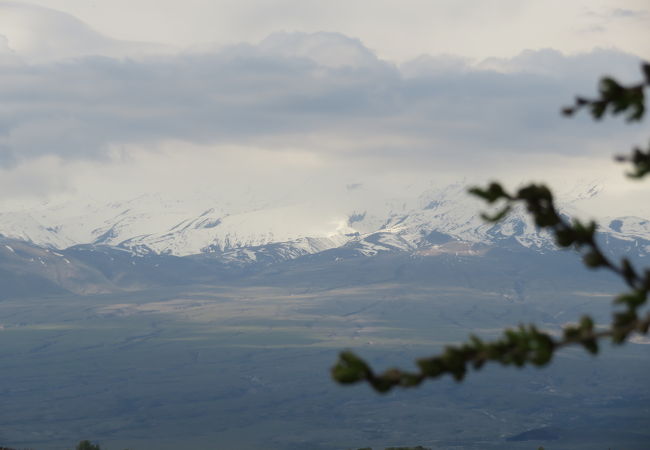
[355,447,431,450]
[332,62,650,393]
[76,441,100,450]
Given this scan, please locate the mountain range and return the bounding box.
[0,181,648,296]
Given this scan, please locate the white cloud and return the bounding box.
[0,2,646,208]
[258,32,382,69]
[6,0,649,61]
[0,1,169,62]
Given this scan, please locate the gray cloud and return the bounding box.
[0,29,644,170]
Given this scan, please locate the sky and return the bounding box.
[0,0,648,209]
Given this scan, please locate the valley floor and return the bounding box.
[1,273,649,449]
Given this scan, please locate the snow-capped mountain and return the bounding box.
[0,181,649,264]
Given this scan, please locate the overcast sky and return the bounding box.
[0,0,648,208]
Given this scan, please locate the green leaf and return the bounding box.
[583,251,605,268]
[332,351,371,384]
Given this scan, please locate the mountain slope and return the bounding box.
[0,182,648,265]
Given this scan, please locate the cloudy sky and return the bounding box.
[0,0,648,209]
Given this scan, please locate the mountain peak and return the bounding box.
[0,181,645,263]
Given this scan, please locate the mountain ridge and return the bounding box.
[0,181,648,265]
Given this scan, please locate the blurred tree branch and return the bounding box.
[332,62,650,393]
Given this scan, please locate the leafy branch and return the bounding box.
[332,62,650,393]
[564,62,650,178]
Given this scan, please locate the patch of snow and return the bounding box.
[0,181,646,263]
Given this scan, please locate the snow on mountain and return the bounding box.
[0,181,647,263]
[0,191,357,257]
[342,181,556,254]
